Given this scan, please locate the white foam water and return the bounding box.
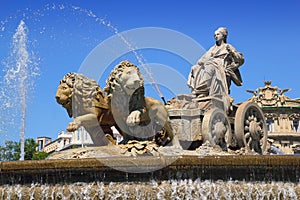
[0,180,299,199]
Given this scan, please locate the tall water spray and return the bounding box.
[0,4,165,160]
[2,20,38,160]
[72,6,166,103]
[1,4,165,103]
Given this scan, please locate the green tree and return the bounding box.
[32,151,49,160]
[24,138,38,160]
[0,141,20,161]
[0,142,12,161]
[0,138,40,161]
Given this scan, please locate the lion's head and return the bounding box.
[56,72,107,118]
[104,61,144,96]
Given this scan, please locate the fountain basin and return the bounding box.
[1,155,299,185]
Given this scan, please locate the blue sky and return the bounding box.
[0,0,299,142]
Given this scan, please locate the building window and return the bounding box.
[77,131,80,141]
[38,140,43,151]
[293,120,299,132]
[266,119,274,132]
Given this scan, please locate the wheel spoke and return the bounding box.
[245,132,250,141]
[235,102,267,154]
[202,108,231,151]
[244,126,249,132]
[245,119,250,125]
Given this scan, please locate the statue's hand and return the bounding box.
[67,119,81,132]
[126,110,141,126]
[224,67,229,75]
[227,45,238,59]
[226,45,233,54]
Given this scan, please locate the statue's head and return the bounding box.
[214,27,228,43]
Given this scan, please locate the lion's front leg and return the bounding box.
[66,113,98,132]
[67,118,81,132]
[126,110,141,126]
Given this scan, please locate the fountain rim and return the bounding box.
[1,155,299,170]
[1,155,299,184]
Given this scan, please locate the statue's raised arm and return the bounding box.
[187,27,244,97]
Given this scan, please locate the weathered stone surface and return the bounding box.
[247,80,300,107]
[187,27,244,99]
[104,61,174,145]
[56,61,175,147]
[1,155,300,185]
[55,72,115,146]
[247,81,300,154]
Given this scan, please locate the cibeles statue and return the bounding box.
[187,27,244,101]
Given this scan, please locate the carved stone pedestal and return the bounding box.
[168,109,203,142]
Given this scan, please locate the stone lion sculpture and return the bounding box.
[55,72,115,146]
[56,61,177,146]
[104,61,175,146]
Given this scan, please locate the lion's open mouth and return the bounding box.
[124,85,138,95]
[60,99,71,108]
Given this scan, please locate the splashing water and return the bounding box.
[1,20,39,160]
[0,3,164,149]
[0,3,164,100]
[0,180,299,199]
[70,5,165,100]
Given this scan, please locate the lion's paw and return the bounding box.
[67,121,80,132]
[126,110,141,126]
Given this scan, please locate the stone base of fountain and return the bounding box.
[1,155,299,185]
[1,154,300,199]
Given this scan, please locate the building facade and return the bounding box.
[247,81,300,154]
[39,126,93,153]
[36,137,52,151]
[38,126,122,153]
[56,126,94,151]
[43,140,58,153]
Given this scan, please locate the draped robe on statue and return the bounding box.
[187,43,244,97]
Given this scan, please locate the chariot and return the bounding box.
[167,94,268,154]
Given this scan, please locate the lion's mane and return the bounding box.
[104,61,146,113]
[60,72,108,114]
[58,62,174,146]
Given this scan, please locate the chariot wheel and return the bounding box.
[202,107,232,151]
[235,102,268,154]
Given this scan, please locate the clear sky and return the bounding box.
[0,0,299,143]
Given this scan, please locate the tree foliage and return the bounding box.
[32,151,49,160]
[0,140,20,161]
[0,138,48,161]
